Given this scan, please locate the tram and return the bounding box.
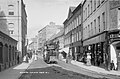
[43,43,57,63]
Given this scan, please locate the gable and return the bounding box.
[67,7,76,19]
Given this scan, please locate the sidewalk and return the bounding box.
[0,59,33,79]
[60,58,120,76]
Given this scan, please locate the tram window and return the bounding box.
[116,46,120,50]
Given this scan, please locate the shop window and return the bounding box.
[116,46,120,50]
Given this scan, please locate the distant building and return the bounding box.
[48,27,64,50]
[37,22,63,52]
[0,0,27,59]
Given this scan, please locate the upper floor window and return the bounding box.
[91,0,92,13]
[94,0,96,10]
[8,5,14,15]
[102,12,105,31]
[98,16,100,32]
[88,25,90,37]
[88,4,90,16]
[91,22,93,35]
[86,8,87,18]
[9,11,14,15]
[94,19,96,34]
[79,15,81,24]
[97,0,100,8]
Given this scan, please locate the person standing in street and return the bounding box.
[86,53,91,66]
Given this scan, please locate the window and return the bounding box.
[8,5,14,15]
[79,15,81,24]
[98,16,100,32]
[77,17,79,27]
[91,0,92,13]
[88,25,90,37]
[97,0,100,7]
[86,8,87,18]
[84,10,85,21]
[9,12,14,15]
[91,22,93,35]
[9,30,14,34]
[102,12,105,31]
[94,0,96,10]
[94,19,96,34]
[88,4,90,16]
[79,31,81,40]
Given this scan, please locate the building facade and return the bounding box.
[82,0,120,70]
[63,4,83,61]
[0,31,17,72]
[0,0,27,59]
[37,22,62,53]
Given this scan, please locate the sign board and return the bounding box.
[48,45,55,49]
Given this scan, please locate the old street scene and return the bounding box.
[0,0,120,79]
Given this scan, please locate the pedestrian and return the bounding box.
[34,53,38,61]
[59,52,63,61]
[17,55,19,64]
[86,53,91,66]
[110,60,115,70]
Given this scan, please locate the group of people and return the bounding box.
[23,52,38,63]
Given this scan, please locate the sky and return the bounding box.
[24,0,82,39]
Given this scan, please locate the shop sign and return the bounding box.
[109,33,120,39]
[83,33,106,46]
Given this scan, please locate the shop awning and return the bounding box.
[59,47,69,54]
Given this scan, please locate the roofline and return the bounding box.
[38,26,46,33]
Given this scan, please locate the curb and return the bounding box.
[16,59,33,79]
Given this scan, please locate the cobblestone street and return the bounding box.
[18,57,120,79]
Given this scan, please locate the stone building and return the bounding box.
[37,22,63,52]
[82,0,120,70]
[63,3,83,61]
[0,31,17,72]
[0,0,27,60]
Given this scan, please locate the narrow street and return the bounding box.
[18,57,120,79]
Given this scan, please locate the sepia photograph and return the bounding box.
[0,0,120,79]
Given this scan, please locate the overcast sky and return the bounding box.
[24,0,82,39]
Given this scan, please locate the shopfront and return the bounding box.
[108,30,120,70]
[70,41,83,61]
[83,32,109,69]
